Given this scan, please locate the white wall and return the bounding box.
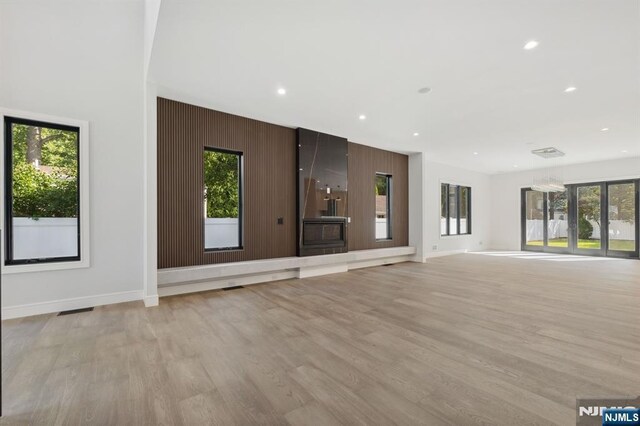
[424,161,491,257]
[144,0,162,77]
[490,157,640,250]
[408,153,426,261]
[0,0,145,316]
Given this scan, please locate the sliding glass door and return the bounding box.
[547,190,569,251]
[522,188,571,253]
[606,181,639,258]
[522,189,545,250]
[573,184,605,256]
[521,179,639,258]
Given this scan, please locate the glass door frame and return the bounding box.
[604,179,639,259]
[521,179,639,259]
[569,182,605,257]
[520,188,544,252]
[520,188,572,254]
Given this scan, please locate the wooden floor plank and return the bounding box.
[1,253,639,425]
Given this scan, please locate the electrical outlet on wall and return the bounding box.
[479,241,483,245]
[432,245,438,251]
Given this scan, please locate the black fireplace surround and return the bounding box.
[296,128,348,256]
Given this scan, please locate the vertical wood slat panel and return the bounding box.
[347,142,409,250]
[157,98,296,269]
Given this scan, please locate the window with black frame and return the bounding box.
[441,183,472,236]
[375,173,392,240]
[203,148,243,250]
[4,117,81,264]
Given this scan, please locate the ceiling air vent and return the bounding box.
[531,147,565,158]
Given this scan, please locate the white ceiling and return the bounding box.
[149,0,640,174]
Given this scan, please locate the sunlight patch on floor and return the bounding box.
[470,251,624,262]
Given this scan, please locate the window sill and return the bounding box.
[3,258,90,275]
[204,247,244,253]
[440,234,472,238]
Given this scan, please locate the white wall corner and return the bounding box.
[408,152,426,262]
[143,295,159,307]
[143,81,159,303]
[143,1,161,309]
[144,0,162,78]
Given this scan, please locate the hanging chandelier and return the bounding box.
[531,147,566,192]
[531,176,565,192]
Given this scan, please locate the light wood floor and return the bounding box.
[1,253,639,425]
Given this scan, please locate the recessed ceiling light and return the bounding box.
[413,132,419,136]
[358,114,366,120]
[473,152,479,155]
[277,87,286,95]
[621,150,628,153]
[600,127,609,132]
[417,87,431,94]
[513,165,519,168]
[564,86,577,93]
[523,40,539,50]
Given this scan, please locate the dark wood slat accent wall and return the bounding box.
[347,142,409,250]
[157,98,297,268]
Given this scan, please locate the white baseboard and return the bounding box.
[2,290,143,320]
[297,263,348,278]
[158,270,298,297]
[143,295,159,307]
[348,255,413,270]
[424,249,468,259]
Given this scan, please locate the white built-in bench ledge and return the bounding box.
[157,246,416,297]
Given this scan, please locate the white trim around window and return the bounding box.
[0,108,90,274]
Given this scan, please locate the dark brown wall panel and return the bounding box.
[157,98,296,268]
[347,142,409,250]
